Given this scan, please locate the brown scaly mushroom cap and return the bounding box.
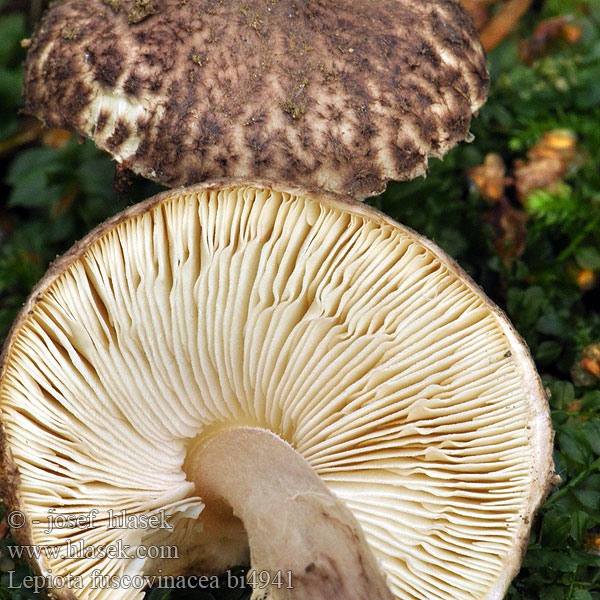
[23,0,489,199]
[1,181,555,600]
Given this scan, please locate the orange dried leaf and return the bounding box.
[584,533,600,555]
[571,360,598,387]
[581,343,600,378]
[468,153,509,204]
[529,129,578,162]
[582,358,600,378]
[565,398,583,413]
[514,129,581,201]
[575,268,598,291]
[562,23,582,44]
[20,251,41,265]
[42,128,73,149]
[0,119,43,158]
[582,343,600,360]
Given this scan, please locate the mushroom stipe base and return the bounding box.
[185,427,394,600]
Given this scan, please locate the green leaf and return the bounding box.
[558,428,593,464]
[548,381,575,410]
[0,67,23,110]
[576,246,600,270]
[541,588,567,600]
[6,147,64,185]
[582,421,600,455]
[77,158,115,199]
[572,590,594,600]
[536,340,563,365]
[572,488,600,510]
[581,391,600,412]
[507,286,547,329]
[0,13,26,64]
[537,313,567,337]
[541,510,572,547]
[570,510,591,544]
[8,174,62,209]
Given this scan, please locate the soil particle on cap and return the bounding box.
[102,0,121,12]
[191,52,207,66]
[128,0,158,24]
[241,5,267,37]
[60,24,82,40]
[281,99,306,121]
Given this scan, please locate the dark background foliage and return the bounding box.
[0,0,599,599]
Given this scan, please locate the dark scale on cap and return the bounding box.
[196,115,223,147]
[106,120,131,150]
[62,79,92,123]
[96,111,110,133]
[95,44,125,88]
[124,73,142,96]
[23,0,488,200]
[328,135,352,165]
[391,141,426,173]
[51,57,72,82]
[247,133,271,169]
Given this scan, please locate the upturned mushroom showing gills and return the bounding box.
[23,0,489,199]
[0,182,555,600]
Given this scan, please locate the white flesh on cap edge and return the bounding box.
[0,183,554,600]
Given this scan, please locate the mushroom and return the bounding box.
[1,181,555,600]
[22,0,488,199]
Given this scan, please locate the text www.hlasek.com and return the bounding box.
[8,539,178,561]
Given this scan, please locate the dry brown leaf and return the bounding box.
[468,153,510,204]
[486,198,528,266]
[514,157,565,200]
[520,16,582,64]
[514,130,581,201]
[582,343,600,378]
[572,343,600,386]
[41,128,73,149]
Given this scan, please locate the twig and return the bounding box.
[479,0,534,51]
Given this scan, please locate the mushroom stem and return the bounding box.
[186,427,394,600]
